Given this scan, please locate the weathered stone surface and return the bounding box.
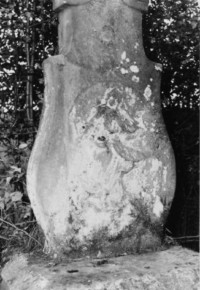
[53,0,149,12]
[122,0,149,11]
[1,247,199,290]
[53,0,91,11]
[27,0,176,255]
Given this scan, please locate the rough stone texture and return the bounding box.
[53,0,149,12]
[27,0,176,255]
[1,247,199,290]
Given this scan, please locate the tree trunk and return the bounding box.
[25,0,34,124]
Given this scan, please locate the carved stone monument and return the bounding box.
[27,0,176,256]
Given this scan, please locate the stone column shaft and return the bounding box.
[27,0,176,256]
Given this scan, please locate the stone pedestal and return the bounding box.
[1,247,199,289]
[27,0,176,255]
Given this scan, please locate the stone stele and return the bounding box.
[27,0,176,256]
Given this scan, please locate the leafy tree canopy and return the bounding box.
[0,0,57,138]
[144,0,199,108]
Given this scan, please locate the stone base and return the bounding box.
[1,247,199,290]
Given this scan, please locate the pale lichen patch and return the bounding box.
[130,65,139,73]
[153,196,164,218]
[135,111,146,130]
[151,159,162,172]
[82,208,111,236]
[108,97,118,109]
[150,123,156,132]
[155,63,162,71]
[163,166,168,184]
[132,76,140,83]
[100,87,114,105]
[122,163,143,196]
[134,42,139,49]
[118,104,133,124]
[109,119,121,133]
[87,107,97,122]
[125,87,136,106]
[125,87,131,94]
[121,51,126,60]
[101,99,107,105]
[120,68,129,74]
[143,85,152,101]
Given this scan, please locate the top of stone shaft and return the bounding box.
[52,0,149,12]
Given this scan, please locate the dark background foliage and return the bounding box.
[143,0,199,251]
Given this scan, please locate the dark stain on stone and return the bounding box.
[67,269,79,273]
[97,136,106,142]
[68,214,73,224]
[93,259,109,267]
